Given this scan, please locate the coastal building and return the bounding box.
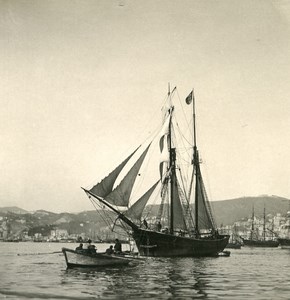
[50,229,69,240]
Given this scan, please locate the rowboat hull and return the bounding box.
[62,248,132,268]
[132,229,230,257]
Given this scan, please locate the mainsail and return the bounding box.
[171,178,188,231]
[195,170,216,231]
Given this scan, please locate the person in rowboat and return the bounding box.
[114,239,122,253]
[88,244,97,254]
[84,239,97,254]
[75,243,83,251]
[84,239,92,249]
[105,245,114,255]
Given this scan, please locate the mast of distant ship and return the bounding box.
[251,205,254,240]
[263,205,266,241]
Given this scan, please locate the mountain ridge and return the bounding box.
[211,195,290,225]
[1,195,289,226]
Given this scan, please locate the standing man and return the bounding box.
[114,239,122,253]
[143,219,148,229]
[157,221,162,232]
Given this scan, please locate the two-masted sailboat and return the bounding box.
[83,87,229,257]
[242,206,279,247]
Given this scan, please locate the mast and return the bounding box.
[263,205,266,241]
[168,84,174,235]
[192,89,199,235]
[251,205,254,240]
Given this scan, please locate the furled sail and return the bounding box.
[89,146,140,198]
[159,113,171,181]
[105,144,151,207]
[125,180,160,221]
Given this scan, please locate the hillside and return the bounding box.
[1,195,289,229]
[0,206,28,214]
[211,195,290,225]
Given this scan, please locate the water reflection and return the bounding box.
[2,243,290,299]
[164,258,212,299]
[61,257,220,299]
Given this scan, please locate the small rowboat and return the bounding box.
[218,250,231,257]
[62,247,134,268]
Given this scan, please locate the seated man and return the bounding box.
[84,239,97,254]
[75,243,83,251]
[88,244,97,254]
[105,245,114,255]
[84,239,92,250]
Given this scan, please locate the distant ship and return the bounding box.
[83,87,229,257]
[277,210,290,248]
[225,226,242,249]
[225,240,242,249]
[242,206,279,248]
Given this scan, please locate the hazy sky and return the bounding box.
[1,0,290,213]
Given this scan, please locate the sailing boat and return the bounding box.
[83,87,229,257]
[242,205,279,247]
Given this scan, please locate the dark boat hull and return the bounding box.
[225,242,242,249]
[132,229,229,257]
[242,239,279,248]
[277,238,290,248]
[62,248,132,268]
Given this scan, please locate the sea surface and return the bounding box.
[0,242,289,299]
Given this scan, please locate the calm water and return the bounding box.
[0,242,289,299]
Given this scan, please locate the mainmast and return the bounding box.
[168,84,175,235]
[192,90,199,235]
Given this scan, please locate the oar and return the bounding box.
[17,251,62,256]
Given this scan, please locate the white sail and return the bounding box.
[159,113,171,181]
